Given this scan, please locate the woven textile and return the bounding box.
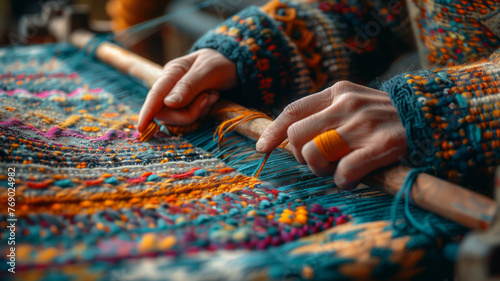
[0,44,463,280]
[410,0,500,65]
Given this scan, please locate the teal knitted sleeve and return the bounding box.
[381,49,500,187]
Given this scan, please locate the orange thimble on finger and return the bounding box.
[313,129,352,162]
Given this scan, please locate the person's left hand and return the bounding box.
[256,81,408,189]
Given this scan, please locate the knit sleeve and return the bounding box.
[381,49,500,187]
[191,0,412,114]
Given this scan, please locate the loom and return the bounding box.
[0,3,499,280]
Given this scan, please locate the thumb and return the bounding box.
[165,62,222,109]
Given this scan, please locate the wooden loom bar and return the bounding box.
[70,30,497,230]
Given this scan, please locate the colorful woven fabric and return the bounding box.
[0,43,465,280]
[410,0,500,66]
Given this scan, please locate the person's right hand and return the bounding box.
[138,49,238,133]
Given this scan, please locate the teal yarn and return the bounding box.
[71,34,113,68]
[1,30,482,280]
[390,168,438,237]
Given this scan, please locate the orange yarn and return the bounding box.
[313,129,351,162]
[139,121,159,142]
[164,122,201,136]
[261,0,327,92]
[253,152,271,178]
[213,108,272,148]
[211,107,273,178]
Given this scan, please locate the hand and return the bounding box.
[138,49,238,132]
[256,81,407,189]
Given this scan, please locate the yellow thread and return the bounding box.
[313,129,351,162]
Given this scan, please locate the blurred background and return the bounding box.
[0,0,267,64]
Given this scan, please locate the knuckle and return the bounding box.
[358,108,374,120]
[175,79,194,93]
[164,58,179,69]
[331,80,355,94]
[286,123,300,146]
[263,124,280,140]
[282,101,302,120]
[335,92,363,111]
[164,60,191,73]
[358,106,391,126]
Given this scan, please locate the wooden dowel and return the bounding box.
[70,30,497,230]
[71,30,162,88]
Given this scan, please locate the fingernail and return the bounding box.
[207,93,218,106]
[165,93,181,104]
[199,95,208,110]
[256,138,266,152]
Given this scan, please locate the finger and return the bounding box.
[164,64,214,109]
[287,106,344,164]
[333,146,377,190]
[138,58,194,132]
[302,139,337,177]
[256,90,335,153]
[155,92,212,126]
[333,134,404,190]
[199,92,220,119]
[291,92,395,163]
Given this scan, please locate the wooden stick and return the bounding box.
[71,30,162,88]
[70,30,497,230]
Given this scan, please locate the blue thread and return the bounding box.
[391,168,437,237]
[71,34,112,68]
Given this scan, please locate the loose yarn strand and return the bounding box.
[252,152,271,178]
[390,168,437,237]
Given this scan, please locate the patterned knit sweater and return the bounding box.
[192,0,500,185]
